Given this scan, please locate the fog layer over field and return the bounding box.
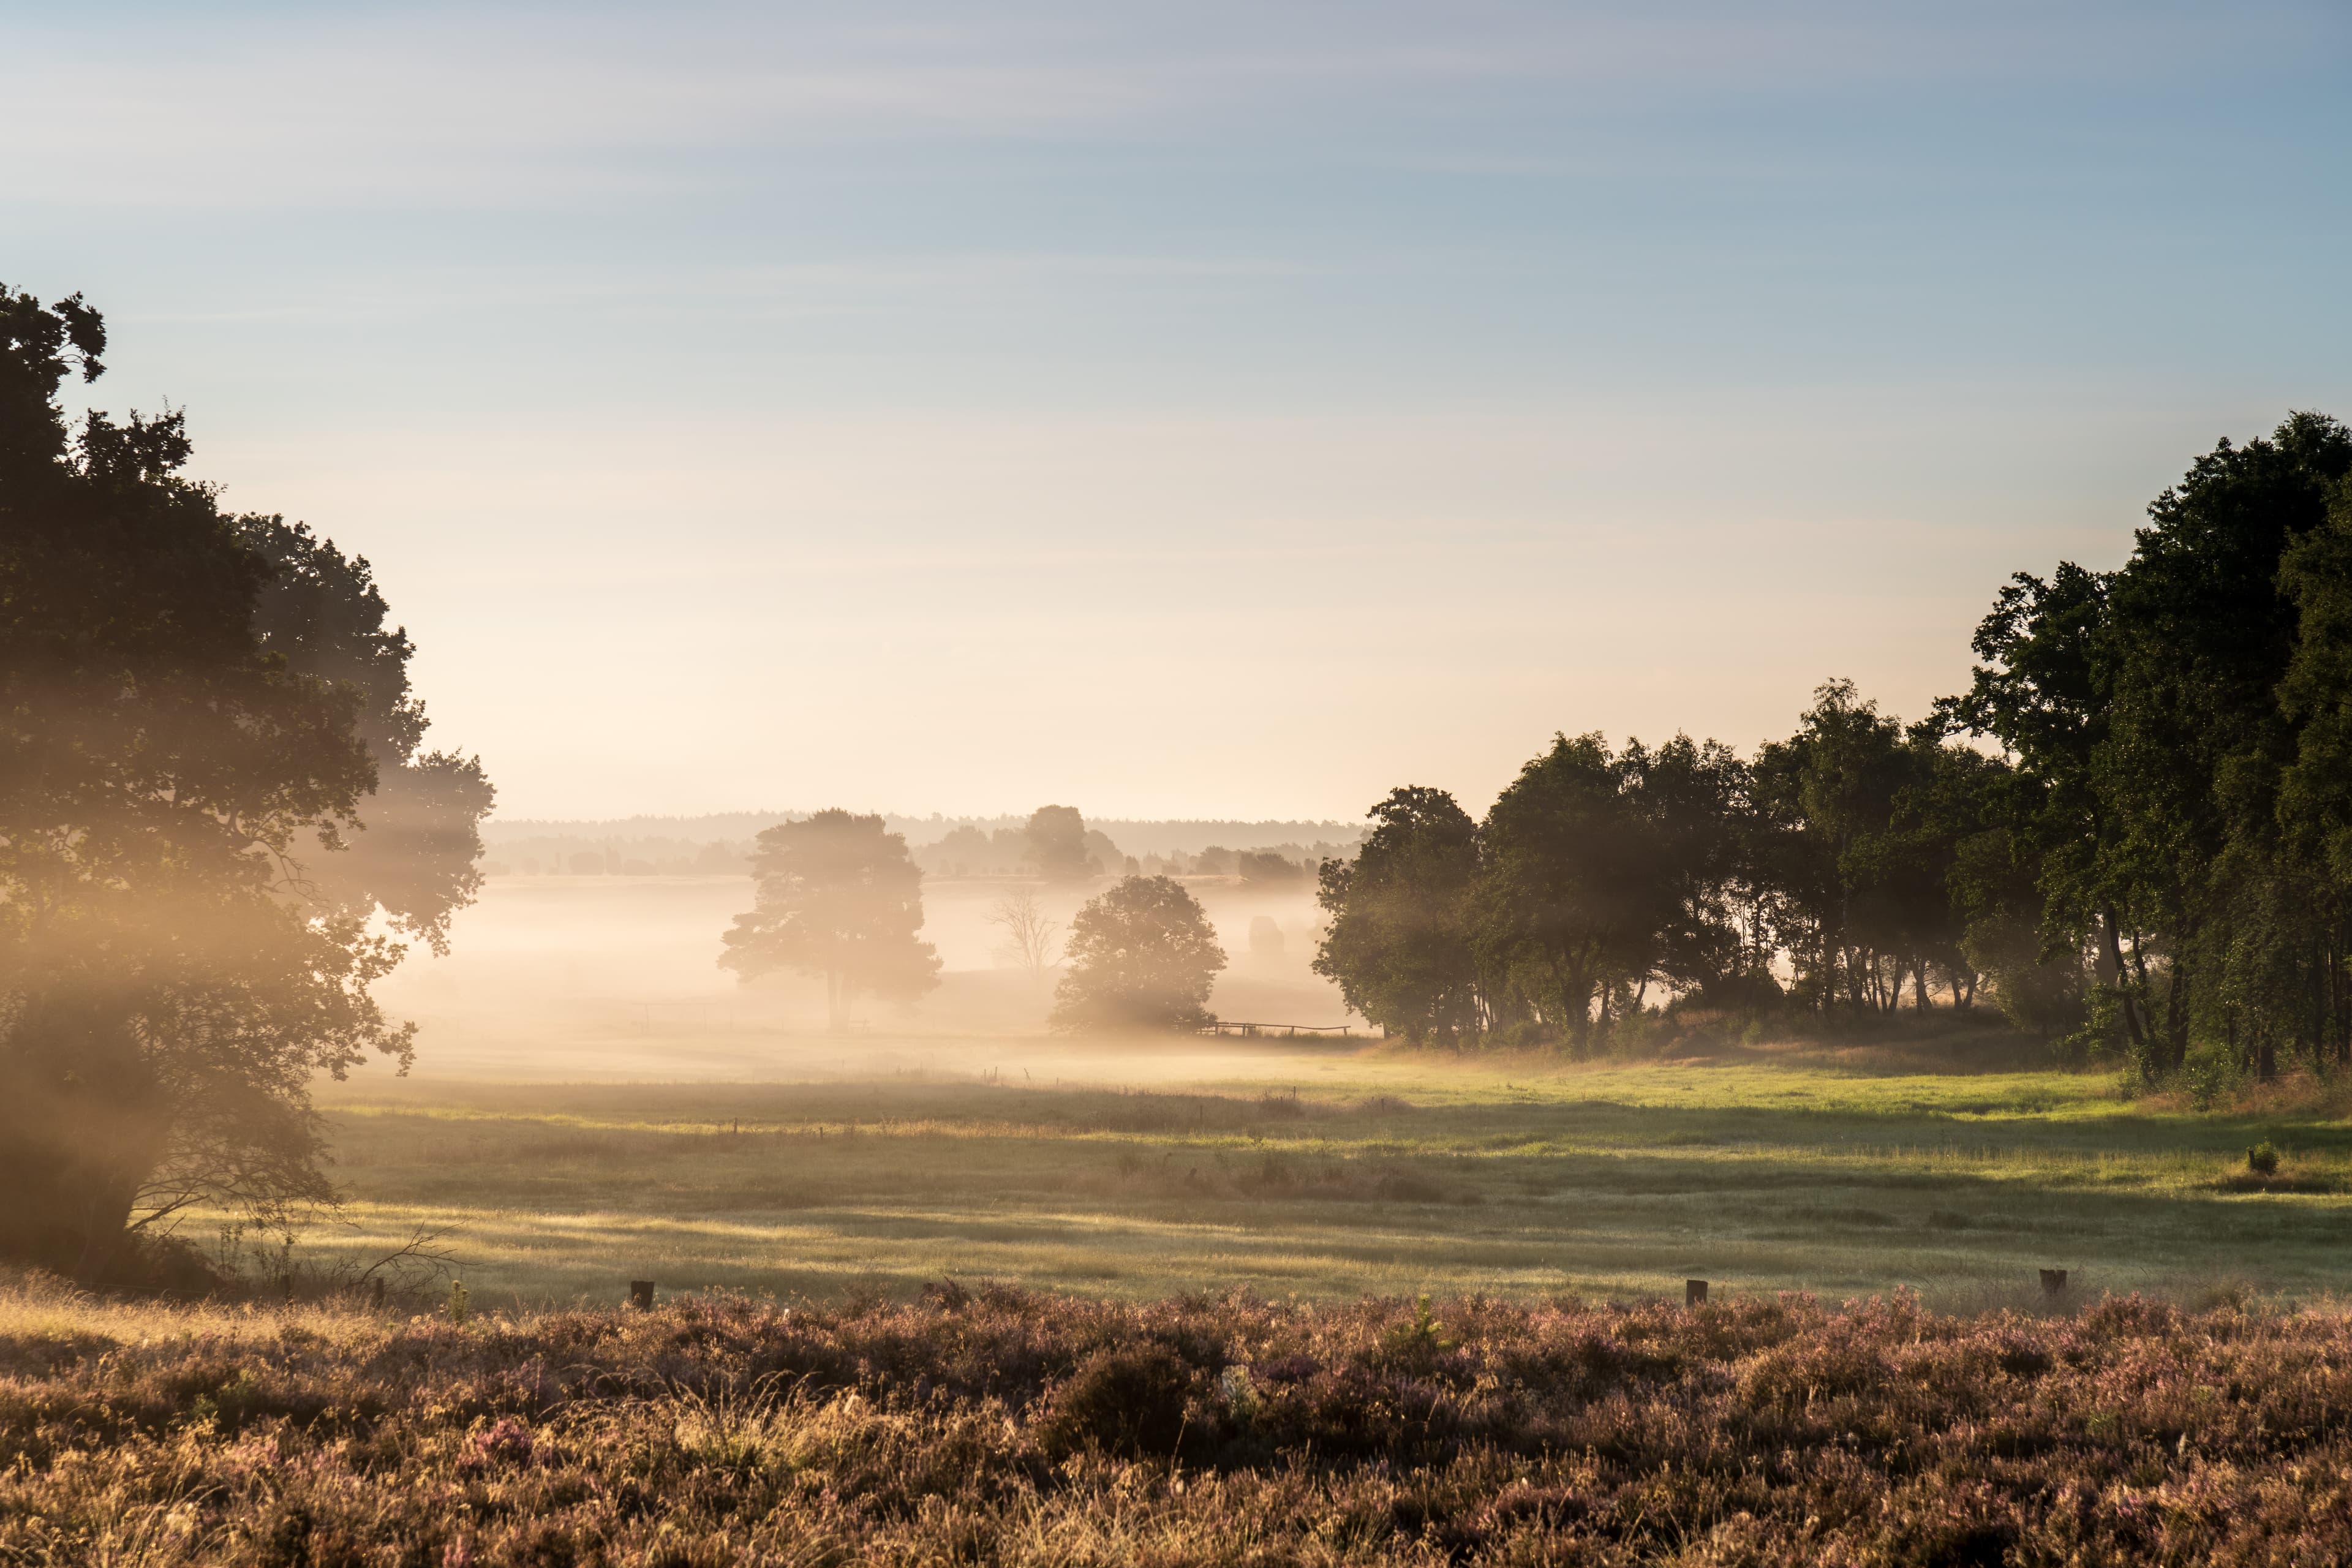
[372,863,1346,1081]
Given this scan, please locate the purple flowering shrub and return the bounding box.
[6,1281,2352,1564]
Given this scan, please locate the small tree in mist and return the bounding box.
[1050,876,1225,1033]
[987,887,1061,987]
[0,285,492,1284]
[721,810,941,1030]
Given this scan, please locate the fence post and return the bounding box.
[1686,1279,1709,1308]
[629,1280,656,1310]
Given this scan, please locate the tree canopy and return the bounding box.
[1051,875,1226,1033]
[1313,787,1482,1042]
[1947,412,2352,1078]
[0,285,491,1282]
[721,810,941,1029]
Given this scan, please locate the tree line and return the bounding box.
[1317,413,2352,1082]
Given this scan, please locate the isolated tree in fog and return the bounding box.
[986,886,1061,987]
[1023,804,1096,881]
[0,285,492,1283]
[1051,875,1225,1032]
[1314,787,1483,1041]
[722,810,941,1030]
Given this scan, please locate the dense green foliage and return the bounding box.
[720,810,941,1030]
[0,287,489,1283]
[1947,413,2352,1080]
[1313,788,1482,1040]
[1319,691,2021,1052]
[14,1280,2352,1565]
[1051,875,1226,1032]
[1321,415,2352,1084]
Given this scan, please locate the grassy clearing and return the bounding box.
[290,1029,2352,1311]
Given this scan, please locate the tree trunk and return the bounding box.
[2163,954,2190,1075]
[0,995,173,1283]
[2337,927,2350,1065]
[2098,908,2147,1058]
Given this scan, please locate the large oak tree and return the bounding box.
[0,287,491,1282]
[720,810,941,1029]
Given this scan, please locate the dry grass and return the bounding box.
[14,1272,2352,1564]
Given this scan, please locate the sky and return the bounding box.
[8,1,2351,821]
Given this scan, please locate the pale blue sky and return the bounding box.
[9,2,2350,818]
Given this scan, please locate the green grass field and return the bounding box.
[297,1022,2352,1313]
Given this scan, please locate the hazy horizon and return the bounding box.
[12,1,2350,820]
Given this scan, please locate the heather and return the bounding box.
[12,1278,2352,1565]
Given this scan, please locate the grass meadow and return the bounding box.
[296,1020,2352,1314]
[27,1020,2352,1564]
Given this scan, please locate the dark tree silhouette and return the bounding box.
[1051,876,1225,1033]
[721,810,941,1030]
[1314,787,1483,1042]
[0,285,491,1283]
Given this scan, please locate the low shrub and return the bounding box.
[1033,1343,1197,1458]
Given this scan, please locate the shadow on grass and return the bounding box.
[314,1069,2352,1306]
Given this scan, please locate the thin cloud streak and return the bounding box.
[8,4,2343,209]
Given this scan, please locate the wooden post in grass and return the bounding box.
[629,1280,656,1310]
[1686,1279,1709,1307]
[2039,1268,2068,1297]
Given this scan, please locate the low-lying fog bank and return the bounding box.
[371,873,1349,1079]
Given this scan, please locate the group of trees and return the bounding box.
[1313,708,2007,1053]
[1318,414,2352,1083]
[918,807,1127,880]
[1,288,492,1281]
[1948,413,2352,1080]
[720,810,1226,1035]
